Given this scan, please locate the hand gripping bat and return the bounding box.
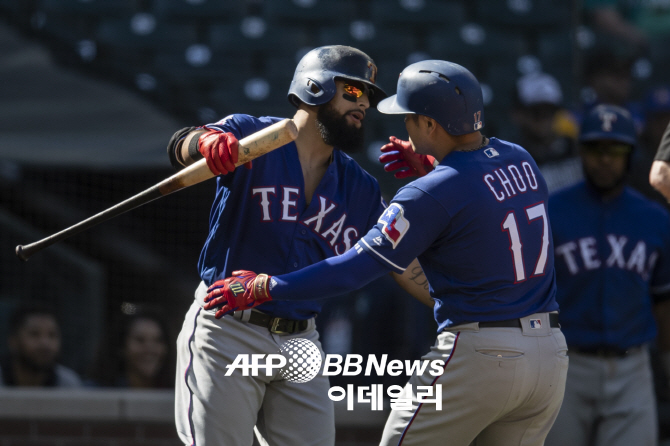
[15,119,298,261]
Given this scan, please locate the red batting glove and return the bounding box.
[378,136,436,179]
[198,130,252,176]
[203,270,273,319]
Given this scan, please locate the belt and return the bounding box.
[569,345,642,358]
[479,313,560,329]
[245,311,309,334]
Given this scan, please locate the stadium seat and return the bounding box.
[210,75,294,119]
[537,31,573,69]
[96,17,199,50]
[40,0,134,17]
[262,0,358,25]
[317,23,416,56]
[209,20,309,55]
[475,0,571,29]
[370,0,466,26]
[153,48,251,86]
[427,26,528,65]
[152,0,243,19]
[482,62,519,111]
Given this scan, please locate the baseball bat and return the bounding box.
[15,119,298,261]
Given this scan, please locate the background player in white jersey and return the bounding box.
[206,60,568,446]
[166,46,430,446]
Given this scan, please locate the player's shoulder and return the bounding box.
[624,186,670,221]
[549,181,588,210]
[488,137,536,162]
[207,114,284,137]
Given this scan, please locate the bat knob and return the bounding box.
[15,245,29,262]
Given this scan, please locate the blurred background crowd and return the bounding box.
[0,0,669,439]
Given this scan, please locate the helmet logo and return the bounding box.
[474,111,483,131]
[599,111,617,132]
[367,61,378,83]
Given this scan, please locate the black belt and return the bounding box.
[478,313,560,329]
[569,345,642,358]
[246,311,309,334]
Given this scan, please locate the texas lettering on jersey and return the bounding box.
[556,235,658,281]
[252,186,360,255]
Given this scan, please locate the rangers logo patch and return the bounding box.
[378,203,410,248]
[529,319,542,329]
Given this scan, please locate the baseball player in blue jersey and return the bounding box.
[544,105,670,446]
[166,46,433,446]
[206,60,569,446]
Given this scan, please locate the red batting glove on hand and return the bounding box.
[198,130,252,176]
[378,136,436,179]
[203,270,273,319]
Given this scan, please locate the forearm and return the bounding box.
[391,258,434,307]
[650,160,670,202]
[167,127,207,169]
[271,248,390,301]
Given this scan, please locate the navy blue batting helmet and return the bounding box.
[377,60,484,136]
[288,46,387,108]
[579,104,637,146]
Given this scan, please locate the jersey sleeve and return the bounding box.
[357,185,450,274]
[203,114,248,139]
[654,122,670,162]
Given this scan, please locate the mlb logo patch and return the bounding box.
[529,319,542,329]
[484,148,499,158]
[378,203,410,248]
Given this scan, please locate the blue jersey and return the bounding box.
[199,114,386,319]
[357,138,559,331]
[549,182,670,349]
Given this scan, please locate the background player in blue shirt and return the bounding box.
[545,105,670,446]
[166,46,431,446]
[207,60,569,446]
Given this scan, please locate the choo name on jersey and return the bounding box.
[555,235,659,280]
[252,186,361,255]
[483,161,540,202]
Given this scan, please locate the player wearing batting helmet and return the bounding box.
[166,46,432,446]
[545,105,670,446]
[207,60,568,446]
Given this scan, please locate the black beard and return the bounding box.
[315,103,365,153]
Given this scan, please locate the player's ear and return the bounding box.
[424,117,439,135]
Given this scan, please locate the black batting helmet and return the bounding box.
[288,45,387,108]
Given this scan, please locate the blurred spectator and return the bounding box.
[87,311,174,389]
[585,0,649,50]
[0,304,82,387]
[650,122,670,202]
[545,104,670,446]
[585,0,670,47]
[581,46,640,115]
[511,72,581,192]
[631,85,670,204]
